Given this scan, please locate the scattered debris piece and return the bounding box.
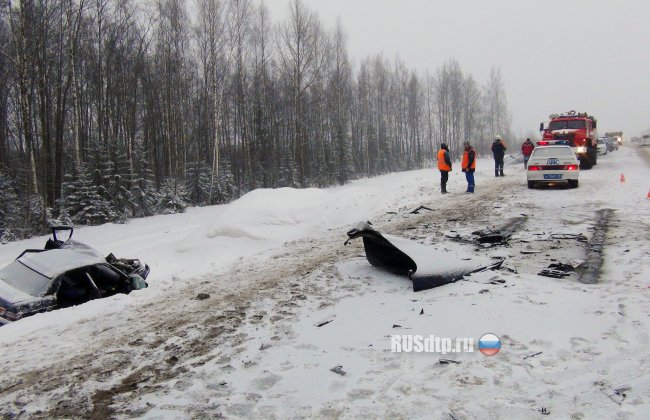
[409,205,433,214]
[594,381,629,405]
[548,262,578,271]
[479,289,490,294]
[538,407,551,415]
[613,387,630,403]
[551,233,588,241]
[538,269,571,279]
[392,324,403,328]
[523,351,543,360]
[472,216,528,246]
[419,308,424,315]
[498,263,518,274]
[444,232,468,242]
[598,387,624,405]
[439,359,461,365]
[259,343,272,351]
[196,293,210,300]
[330,365,347,376]
[520,250,542,254]
[568,259,585,268]
[539,260,582,278]
[315,316,335,328]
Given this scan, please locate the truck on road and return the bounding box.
[539,110,598,169]
[605,131,623,145]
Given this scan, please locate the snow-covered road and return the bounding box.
[1,146,649,418]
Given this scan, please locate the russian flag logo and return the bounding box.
[478,333,501,356]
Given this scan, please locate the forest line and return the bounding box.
[0,0,511,241]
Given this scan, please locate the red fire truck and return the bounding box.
[539,111,598,169]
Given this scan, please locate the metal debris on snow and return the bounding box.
[330,365,347,376]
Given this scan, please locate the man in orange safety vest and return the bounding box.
[461,141,476,193]
[437,143,452,194]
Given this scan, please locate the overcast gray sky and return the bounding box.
[266,0,650,140]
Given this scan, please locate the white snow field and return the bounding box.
[1,145,649,418]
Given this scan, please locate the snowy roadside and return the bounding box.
[1,146,649,418]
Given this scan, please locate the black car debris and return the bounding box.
[0,226,150,325]
[345,221,503,291]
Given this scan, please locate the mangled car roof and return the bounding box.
[17,240,107,279]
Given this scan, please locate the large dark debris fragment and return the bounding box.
[345,222,504,292]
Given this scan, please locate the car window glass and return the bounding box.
[56,271,92,307]
[0,261,51,297]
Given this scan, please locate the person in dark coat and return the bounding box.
[521,138,535,169]
[437,143,452,194]
[491,135,507,176]
[461,141,476,193]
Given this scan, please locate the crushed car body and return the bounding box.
[0,226,150,325]
[345,222,503,292]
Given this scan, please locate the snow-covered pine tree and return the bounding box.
[214,157,236,204]
[278,155,300,189]
[335,121,355,185]
[25,195,47,236]
[130,146,159,218]
[101,149,132,222]
[61,163,116,226]
[0,170,21,243]
[49,200,73,227]
[157,177,188,214]
[185,160,213,206]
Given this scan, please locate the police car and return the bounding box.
[527,145,580,189]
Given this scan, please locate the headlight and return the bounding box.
[576,147,587,153]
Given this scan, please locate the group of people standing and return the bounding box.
[436,136,536,194]
[437,141,475,194]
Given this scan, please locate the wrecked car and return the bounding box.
[0,226,150,325]
[345,221,503,292]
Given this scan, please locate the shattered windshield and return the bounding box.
[0,261,52,297]
[549,120,587,130]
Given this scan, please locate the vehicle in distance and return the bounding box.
[596,138,608,155]
[0,226,150,325]
[640,135,650,148]
[527,146,580,189]
[603,137,619,151]
[605,131,623,145]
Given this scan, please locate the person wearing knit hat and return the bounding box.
[437,143,452,194]
[461,141,476,193]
